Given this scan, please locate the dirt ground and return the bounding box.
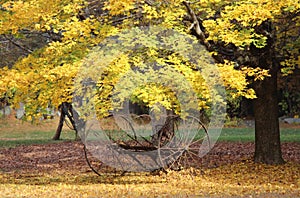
[0,141,299,174]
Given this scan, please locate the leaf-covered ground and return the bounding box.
[0,141,299,197]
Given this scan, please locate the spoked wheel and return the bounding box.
[157,115,209,171]
[161,139,205,171]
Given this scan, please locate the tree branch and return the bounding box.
[183,1,214,52]
[3,35,33,53]
[183,1,205,41]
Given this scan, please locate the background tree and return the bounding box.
[278,70,300,117]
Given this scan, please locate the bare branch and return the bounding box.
[183,1,205,41]
[3,35,33,53]
[145,0,155,6]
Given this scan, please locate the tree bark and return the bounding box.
[252,39,284,164]
[253,71,284,164]
[68,104,81,141]
[151,110,175,147]
[52,102,80,140]
[52,108,65,140]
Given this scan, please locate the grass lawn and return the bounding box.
[0,116,299,148]
[1,128,299,148]
[0,130,75,148]
[0,117,75,148]
[219,128,300,142]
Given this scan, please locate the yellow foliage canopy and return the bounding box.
[0,0,298,120]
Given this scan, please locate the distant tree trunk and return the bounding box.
[252,30,284,164]
[52,109,65,140]
[68,104,81,141]
[52,102,80,141]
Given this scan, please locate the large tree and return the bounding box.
[183,0,300,164]
[0,0,299,164]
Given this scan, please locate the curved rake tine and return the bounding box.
[126,152,149,171]
[119,115,137,140]
[106,144,130,175]
[118,115,145,147]
[134,114,157,145]
[83,144,102,176]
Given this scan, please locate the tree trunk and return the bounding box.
[253,71,284,164]
[252,43,284,164]
[52,102,80,140]
[68,104,81,141]
[151,110,175,147]
[52,109,65,140]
